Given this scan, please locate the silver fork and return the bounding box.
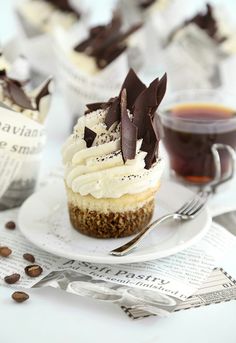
[109,190,209,256]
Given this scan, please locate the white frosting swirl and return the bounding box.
[62,109,164,198]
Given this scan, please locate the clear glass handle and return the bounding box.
[210,143,236,193]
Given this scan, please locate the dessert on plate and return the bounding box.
[62,69,167,238]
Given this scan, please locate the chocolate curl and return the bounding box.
[120,89,137,163]
[84,127,97,148]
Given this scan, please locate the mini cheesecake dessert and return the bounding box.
[62,69,167,238]
[17,0,80,35]
[70,14,142,75]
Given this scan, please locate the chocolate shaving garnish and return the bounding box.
[120,89,137,163]
[85,101,110,114]
[152,73,167,116]
[169,3,226,44]
[105,97,120,129]
[35,77,52,110]
[104,69,146,129]
[141,114,159,169]
[74,14,142,69]
[133,74,167,139]
[4,80,34,110]
[44,0,80,17]
[120,68,146,111]
[84,127,97,148]
[83,69,167,169]
[0,69,34,110]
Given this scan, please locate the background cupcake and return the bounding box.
[62,69,166,238]
[54,12,142,117]
[0,70,53,209]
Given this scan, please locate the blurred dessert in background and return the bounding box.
[70,13,142,75]
[17,0,81,35]
[0,69,52,123]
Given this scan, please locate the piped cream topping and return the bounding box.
[62,108,164,198]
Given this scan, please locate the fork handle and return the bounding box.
[110,213,178,256]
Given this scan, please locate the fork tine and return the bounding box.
[177,197,197,214]
[177,191,206,216]
[187,201,206,217]
[185,194,208,216]
[180,197,200,215]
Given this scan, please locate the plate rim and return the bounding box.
[18,180,212,264]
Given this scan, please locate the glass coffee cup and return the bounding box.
[159,90,236,185]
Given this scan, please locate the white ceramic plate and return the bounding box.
[18,180,211,264]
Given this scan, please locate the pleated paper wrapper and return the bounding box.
[0,106,46,209]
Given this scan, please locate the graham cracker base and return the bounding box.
[68,199,154,238]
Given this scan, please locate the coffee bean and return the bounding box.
[12,291,29,303]
[23,253,35,263]
[0,247,12,257]
[25,265,43,277]
[5,221,16,230]
[4,273,20,284]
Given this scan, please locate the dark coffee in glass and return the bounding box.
[160,91,236,184]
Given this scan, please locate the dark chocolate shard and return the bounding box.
[35,77,52,110]
[120,68,146,111]
[74,14,142,69]
[133,73,167,139]
[104,69,146,129]
[0,69,34,110]
[169,3,226,44]
[156,73,167,105]
[141,114,159,169]
[4,80,34,110]
[86,102,109,113]
[84,127,97,148]
[120,89,137,163]
[104,97,120,129]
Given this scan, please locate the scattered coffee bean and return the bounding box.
[4,273,20,284]
[5,221,16,230]
[12,291,29,303]
[0,247,12,257]
[23,253,35,263]
[25,265,43,277]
